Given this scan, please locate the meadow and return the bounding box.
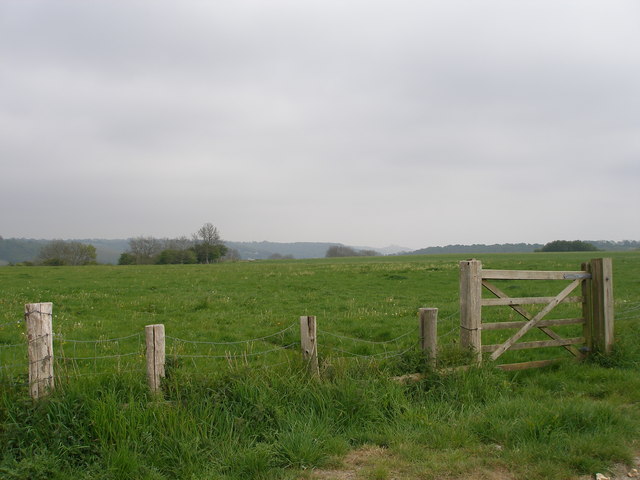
[1,251,639,479]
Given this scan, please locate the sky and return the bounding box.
[1,1,639,250]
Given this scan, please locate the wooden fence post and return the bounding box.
[460,259,482,362]
[145,324,165,393]
[419,308,438,367]
[25,302,54,399]
[586,258,614,354]
[300,316,319,375]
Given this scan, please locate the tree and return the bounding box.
[193,223,227,264]
[326,245,358,257]
[222,248,241,262]
[325,245,380,257]
[118,252,136,265]
[157,249,197,265]
[38,240,97,266]
[268,253,294,260]
[536,240,599,252]
[162,236,194,251]
[127,236,162,264]
[193,243,227,264]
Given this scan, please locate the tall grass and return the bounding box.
[1,251,639,479]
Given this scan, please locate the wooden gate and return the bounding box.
[459,258,613,371]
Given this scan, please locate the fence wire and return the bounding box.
[0,321,28,385]
[617,302,640,321]
[54,332,145,378]
[165,322,300,371]
[3,296,636,387]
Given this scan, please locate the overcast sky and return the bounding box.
[1,1,639,249]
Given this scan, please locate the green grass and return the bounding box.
[1,251,639,479]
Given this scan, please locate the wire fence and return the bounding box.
[4,299,638,391]
[616,301,640,321]
[164,321,300,372]
[1,308,450,387]
[54,332,145,378]
[0,317,27,385]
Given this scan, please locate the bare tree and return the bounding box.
[193,223,226,264]
[162,236,194,251]
[127,236,162,264]
[38,240,96,265]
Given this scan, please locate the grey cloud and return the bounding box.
[1,0,639,245]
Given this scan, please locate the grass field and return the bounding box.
[1,252,639,479]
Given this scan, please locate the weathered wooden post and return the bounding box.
[585,258,614,354]
[25,302,54,399]
[300,315,319,375]
[460,259,482,362]
[419,308,438,367]
[145,324,165,393]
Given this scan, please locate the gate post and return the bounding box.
[460,260,482,362]
[585,258,614,354]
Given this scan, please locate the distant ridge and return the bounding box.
[405,243,542,255]
[404,240,640,256]
[1,238,638,265]
[224,241,341,260]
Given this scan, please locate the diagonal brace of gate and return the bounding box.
[489,279,583,361]
[482,281,583,359]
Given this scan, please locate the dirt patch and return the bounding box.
[303,445,516,480]
[306,445,390,480]
[578,455,640,480]
[304,448,640,480]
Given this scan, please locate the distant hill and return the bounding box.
[405,243,543,255]
[0,238,129,265]
[0,238,367,264]
[2,238,638,266]
[224,241,342,260]
[404,240,640,256]
[0,238,48,265]
[589,240,640,251]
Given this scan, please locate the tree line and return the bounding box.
[325,245,380,257]
[11,223,232,266]
[535,240,600,252]
[118,223,235,265]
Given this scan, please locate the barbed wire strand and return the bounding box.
[56,333,142,343]
[0,319,24,329]
[171,343,297,360]
[60,351,141,361]
[617,302,640,314]
[166,322,297,346]
[0,342,26,349]
[318,329,412,345]
[324,345,415,361]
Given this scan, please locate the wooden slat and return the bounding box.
[489,279,583,361]
[482,270,591,280]
[482,317,585,330]
[482,337,584,353]
[496,359,562,371]
[482,280,585,358]
[481,296,583,306]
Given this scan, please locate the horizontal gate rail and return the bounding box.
[481,336,584,353]
[482,270,591,280]
[481,317,585,330]
[481,296,583,306]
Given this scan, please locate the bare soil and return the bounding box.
[303,446,640,480]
